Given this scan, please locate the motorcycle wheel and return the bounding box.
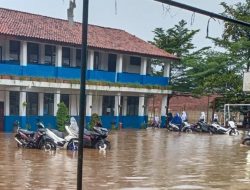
[104,140,111,150]
[242,139,250,146]
[67,139,79,151]
[41,139,57,151]
[185,128,192,133]
[94,140,107,150]
[229,130,240,136]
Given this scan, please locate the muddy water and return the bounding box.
[0,129,250,190]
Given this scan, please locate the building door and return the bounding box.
[108,54,117,72]
[0,102,4,131]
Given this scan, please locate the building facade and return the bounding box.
[0,8,177,132]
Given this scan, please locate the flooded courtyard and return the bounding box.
[1,129,250,190]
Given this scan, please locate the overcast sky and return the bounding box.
[0,0,244,49]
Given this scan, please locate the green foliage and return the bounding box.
[88,113,101,130]
[56,102,70,132]
[151,20,210,92]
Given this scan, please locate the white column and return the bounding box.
[164,61,171,77]
[71,48,76,67]
[161,95,168,116]
[20,41,27,66]
[116,54,123,73]
[87,50,94,70]
[4,91,9,116]
[38,93,44,116]
[39,44,45,64]
[140,57,147,75]
[99,96,103,116]
[86,93,93,117]
[114,94,121,116]
[122,96,127,116]
[54,90,60,116]
[19,91,26,116]
[139,96,145,116]
[4,39,9,60]
[56,46,62,67]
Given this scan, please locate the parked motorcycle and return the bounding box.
[44,119,79,151]
[191,121,212,133]
[242,131,250,145]
[167,121,192,133]
[67,118,111,150]
[209,121,239,135]
[14,121,56,151]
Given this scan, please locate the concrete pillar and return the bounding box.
[56,46,62,67]
[54,90,60,116]
[99,95,103,116]
[161,95,168,116]
[38,93,44,116]
[87,50,94,70]
[114,94,121,116]
[19,91,26,116]
[71,48,76,67]
[122,96,127,116]
[86,93,93,117]
[139,96,145,116]
[39,44,45,64]
[164,61,171,77]
[140,57,147,75]
[4,91,9,116]
[116,54,123,73]
[20,41,27,66]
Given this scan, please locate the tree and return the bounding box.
[56,102,70,132]
[151,20,209,92]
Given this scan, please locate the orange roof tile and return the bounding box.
[0,8,178,60]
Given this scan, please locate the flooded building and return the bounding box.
[0,8,177,132]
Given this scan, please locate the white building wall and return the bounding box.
[122,55,140,74]
[70,94,79,116]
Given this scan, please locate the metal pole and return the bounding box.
[154,0,250,28]
[77,0,89,190]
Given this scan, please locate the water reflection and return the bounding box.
[1,130,250,189]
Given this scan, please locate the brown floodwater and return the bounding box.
[1,129,250,190]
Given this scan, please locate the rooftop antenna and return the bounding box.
[67,0,76,25]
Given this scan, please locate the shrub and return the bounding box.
[56,102,70,132]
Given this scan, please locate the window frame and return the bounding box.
[27,42,39,64]
[45,45,56,65]
[9,40,20,63]
[44,93,54,116]
[26,92,38,116]
[9,91,20,115]
[62,47,71,67]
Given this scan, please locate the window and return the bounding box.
[9,40,20,63]
[0,47,2,61]
[26,92,38,115]
[45,45,56,65]
[102,96,115,116]
[61,94,69,109]
[62,47,70,67]
[130,56,141,66]
[108,54,117,72]
[76,49,81,67]
[44,93,54,115]
[127,97,139,116]
[27,43,39,64]
[94,52,100,70]
[9,91,19,115]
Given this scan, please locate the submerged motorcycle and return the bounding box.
[68,118,111,150]
[14,121,57,151]
[168,121,192,133]
[46,123,79,151]
[209,121,239,135]
[242,131,250,145]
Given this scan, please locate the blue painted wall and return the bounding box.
[0,62,168,86]
[4,115,152,132]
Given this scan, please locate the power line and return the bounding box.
[154,0,250,28]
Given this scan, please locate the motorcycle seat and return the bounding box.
[19,129,35,135]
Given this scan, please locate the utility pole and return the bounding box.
[77,0,89,190]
